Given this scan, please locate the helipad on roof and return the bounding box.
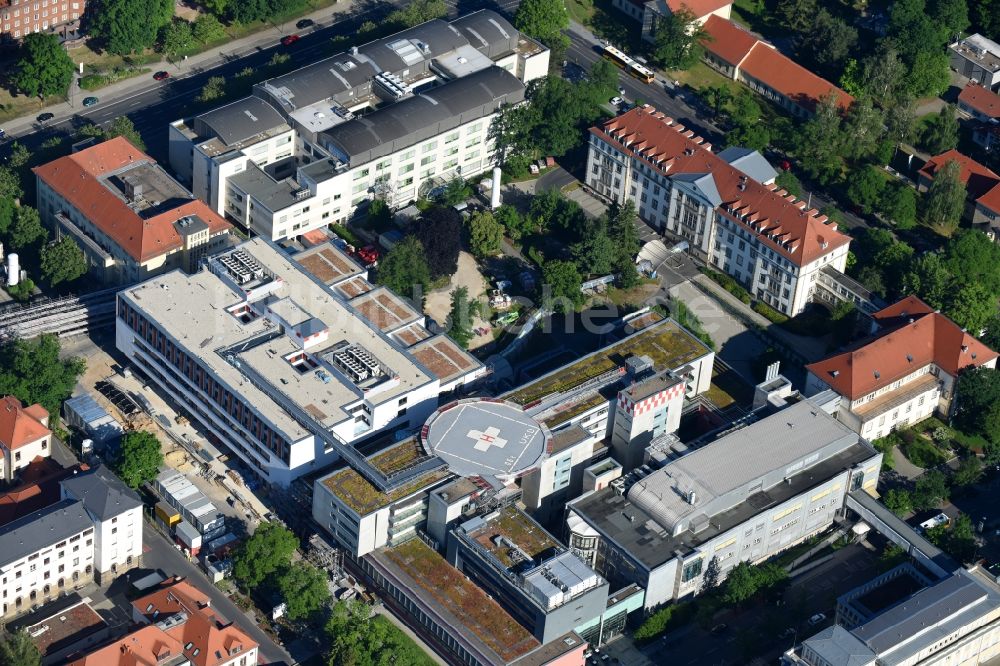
[421,399,549,487]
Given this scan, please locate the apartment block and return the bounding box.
[117,238,484,486]
[168,11,548,241]
[566,398,882,609]
[586,106,852,316]
[0,500,93,618]
[0,396,51,484]
[33,137,234,285]
[0,0,83,41]
[806,296,998,440]
[60,465,143,583]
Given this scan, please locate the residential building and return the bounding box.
[784,567,1000,666]
[805,296,998,441]
[959,82,1000,123]
[117,238,484,486]
[33,137,234,285]
[0,499,94,619]
[916,149,1000,236]
[566,398,882,609]
[701,16,854,117]
[610,0,733,42]
[447,505,610,644]
[168,11,549,240]
[0,396,51,484]
[0,458,79,527]
[67,578,258,666]
[360,536,587,665]
[950,34,1000,90]
[0,0,84,41]
[60,465,143,583]
[585,105,852,316]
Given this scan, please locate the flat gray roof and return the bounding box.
[628,400,861,534]
[228,162,302,213]
[321,66,524,166]
[0,500,90,568]
[195,96,287,147]
[717,147,779,184]
[800,626,875,666]
[422,399,547,487]
[450,11,520,59]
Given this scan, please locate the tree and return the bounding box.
[944,230,1000,296]
[12,33,74,99]
[0,167,23,201]
[227,0,278,24]
[0,629,41,666]
[905,50,951,98]
[488,102,536,172]
[447,287,474,349]
[921,105,960,154]
[414,206,462,278]
[847,166,886,215]
[721,562,788,606]
[955,366,1000,439]
[0,335,84,419]
[106,116,146,150]
[0,197,15,237]
[841,98,886,161]
[198,76,227,103]
[161,19,194,58]
[775,171,803,198]
[838,59,864,97]
[831,300,858,345]
[799,9,857,71]
[232,522,298,590]
[879,182,918,229]
[701,556,721,593]
[386,0,448,28]
[727,93,769,151]
[366,198,392,230]
[542,260,584,313]
[200,0,229,17]
[792,95,844,185]
[514,0,570,56]
[572,220,615,276]
[586,58,619,107]
[436,177,471,207]
[112,430,163,488]
[861,47,907,108]
[948,513,977,563]
[776,0,818,32]
[922,159,967,234]
[932,0,970,38]
[468,210,504,258]
[8,206,48,251]
[883,488,913,516]
[377,236,431,302]
[193,14,226,44]
[495,204,532,241]
[946,282,996,333]
[701,85,733,116]
[901,253,952,309]
[912,469,950,511]
[89,0,172,55]
[325,601,430,665]
[40,236,87,287]
[608,201,641,287]
[652,9,709,70]
[276,562,331,622]
[953,456,984,486]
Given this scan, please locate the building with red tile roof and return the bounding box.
[805,296,998,440]
[917,149,1000,236]
[612,0,732,42]
[65,624,185,666]
[127,578,258,666]
[0,457,80,527]
[701,16,854,116]
[33,137,233,286]
[586,105,851,315]
[958,83,1000,121]
[0,396,51,484]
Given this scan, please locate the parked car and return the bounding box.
[37,112,54,122]
[296,18,314,28]
[153,71,170,81]
[809,613,826,626]
[610,96,623,106]
[0,128,6,139]
[281,34,300,46]
[83,96,99,107]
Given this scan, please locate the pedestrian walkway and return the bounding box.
[2,0,356,136]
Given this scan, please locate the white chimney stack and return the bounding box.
[6,253,19,287]
[490,167,502,209]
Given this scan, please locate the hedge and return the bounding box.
[752,301,789,324]
[634,601,696,641]
[330,223,361,247]
[700,267,751,304]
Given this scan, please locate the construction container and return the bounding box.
[154,501,181,529]
[152,470,225,535]
[63,393,124,452]
[174,520,203,556]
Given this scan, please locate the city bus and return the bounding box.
[601,44,655,84]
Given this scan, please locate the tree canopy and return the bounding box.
[414,206,462,278]
[88,0,173,54]
[467,210,504,258]
[8,206,48,252]
[514,0,570,55]
[13,34,75,99]
[542,260,585,313]
[387,0,448,28]
[922,159,967,234]
[40,237,87,288]
[652,9,709,70]
[232,522,298,591]
[720,561,788,606]
[0,335,84,419]
[276,562,331,622]
[112,430,163,489]
[376,236,431,303]
[955,367,1000,441]
[0,629,41,666]
[447,287,475,349]
[325,600,436,666]
[920,105,960,154]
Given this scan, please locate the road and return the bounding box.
[140,521,293,665]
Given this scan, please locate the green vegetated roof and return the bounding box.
[508,319,706,406]
[471,505,559,568]
[385,538,539,661]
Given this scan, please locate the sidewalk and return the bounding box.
[1,0,356,137]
